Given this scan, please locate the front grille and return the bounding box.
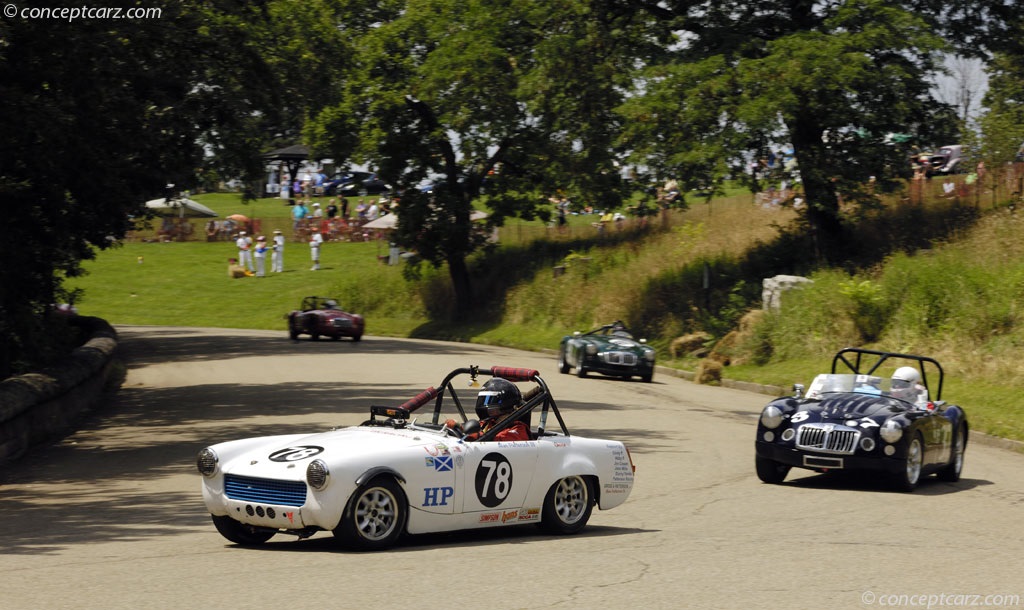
[603,352,637,366]
[224,474,307,507]
[796,424,859,455]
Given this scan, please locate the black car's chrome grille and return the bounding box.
[224,474,307,507]
[603,351,637,366]
[796,424,860,455]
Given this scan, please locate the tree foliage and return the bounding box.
[0,0,341,376]
[308,0,657,315]
[620,0,1021,262]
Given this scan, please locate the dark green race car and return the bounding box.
[558,321,656,382]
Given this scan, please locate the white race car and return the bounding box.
[197,365,636,550]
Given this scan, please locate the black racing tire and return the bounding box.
[755,455,790,484]
[893,433,925,492]
[333,477,407,551]
[352,334,362,342]
[288,327,300,341]
[641,371,653,383]
[211,514,275,545]
[558,348,570,374]
[539,475,594,535]
[310,332,320,341]
[575,361,587,378]
[937,423,967,482]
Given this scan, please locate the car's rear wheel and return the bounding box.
[352,334,362,342]
[211,515,275,545]
[333,477,406,551]
[937,423,967,482]
[894,433,924,492]
[755,455,790,484]
[539,475,593,535]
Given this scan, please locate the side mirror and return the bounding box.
[793,383,805,399]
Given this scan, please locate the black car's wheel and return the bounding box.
[641,371,653,383]
[894,433,924,492]
[937,423,967,482]
[755,455,790,484]
[333,477,406,551]
[558,348,570,374]
[211,515,275,545]
[539,475,593,535]
[575,359,587,378]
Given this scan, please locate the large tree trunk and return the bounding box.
[446,252,472,318]
[788,112,844,263]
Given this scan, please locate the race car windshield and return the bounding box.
[805,374,899,399]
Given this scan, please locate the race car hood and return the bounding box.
[818,394,903,421]
[220,426,438,477]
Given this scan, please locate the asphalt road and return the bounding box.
[2,327,1023,610]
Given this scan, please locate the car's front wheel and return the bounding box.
[539,475,593,535]
[937,423,967,482]
[755,455,790,484]
[211,515,275,545]
[334,477,406,551]
[557,347,570,374]
[894,433,924,492]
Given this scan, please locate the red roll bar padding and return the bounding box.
[398,386,439,413]
[490,366,539,382]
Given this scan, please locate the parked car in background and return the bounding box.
[558,321,656,382]
[287,296,364,341]
[755,348,967,492]
[928,144,964,175]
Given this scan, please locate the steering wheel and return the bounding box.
[443,419,464,438]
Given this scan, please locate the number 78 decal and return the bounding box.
[475,453,514,508]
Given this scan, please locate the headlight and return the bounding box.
[196,447,218,477]
[880,419,903,444]
[306,459,330,490]
[760,405,784,429]
[643,349,656,362]
[585,344,598,356]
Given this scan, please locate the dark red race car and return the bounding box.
[287,296,364,341]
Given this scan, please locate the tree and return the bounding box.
[0,0,344,376]
[620,0,1022,263]
[308,0,655,315]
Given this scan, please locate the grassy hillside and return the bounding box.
[69,190,1024,441]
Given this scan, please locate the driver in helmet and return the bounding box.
[891,366,929,407]
[463,378,530,442]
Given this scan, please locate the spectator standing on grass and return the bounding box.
[311,202,323,218]
[339,196,349,219]
[292,200,308,230]
[235,231,254,272]
[254,236,268,277]
[309,230,323,271]
[271,230,285,272]
[367,199,380,221]
[326,200,338,219]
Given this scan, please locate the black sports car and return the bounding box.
[558,321,655,382]
[755,348,967,492]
